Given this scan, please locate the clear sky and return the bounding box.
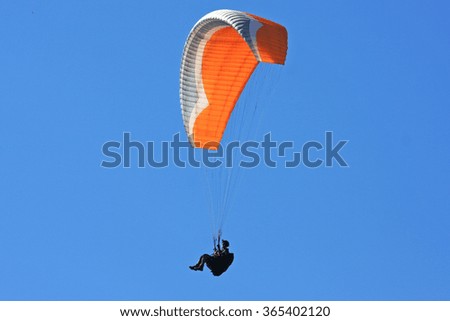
[1,0,449,300]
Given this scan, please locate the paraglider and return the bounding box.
[179,9,288,275]
[190,239,234,276]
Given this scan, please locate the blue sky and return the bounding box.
[1,0,449,300]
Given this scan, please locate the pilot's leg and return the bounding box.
[189,254,211,271]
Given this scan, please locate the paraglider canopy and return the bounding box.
[180,9,288,149]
